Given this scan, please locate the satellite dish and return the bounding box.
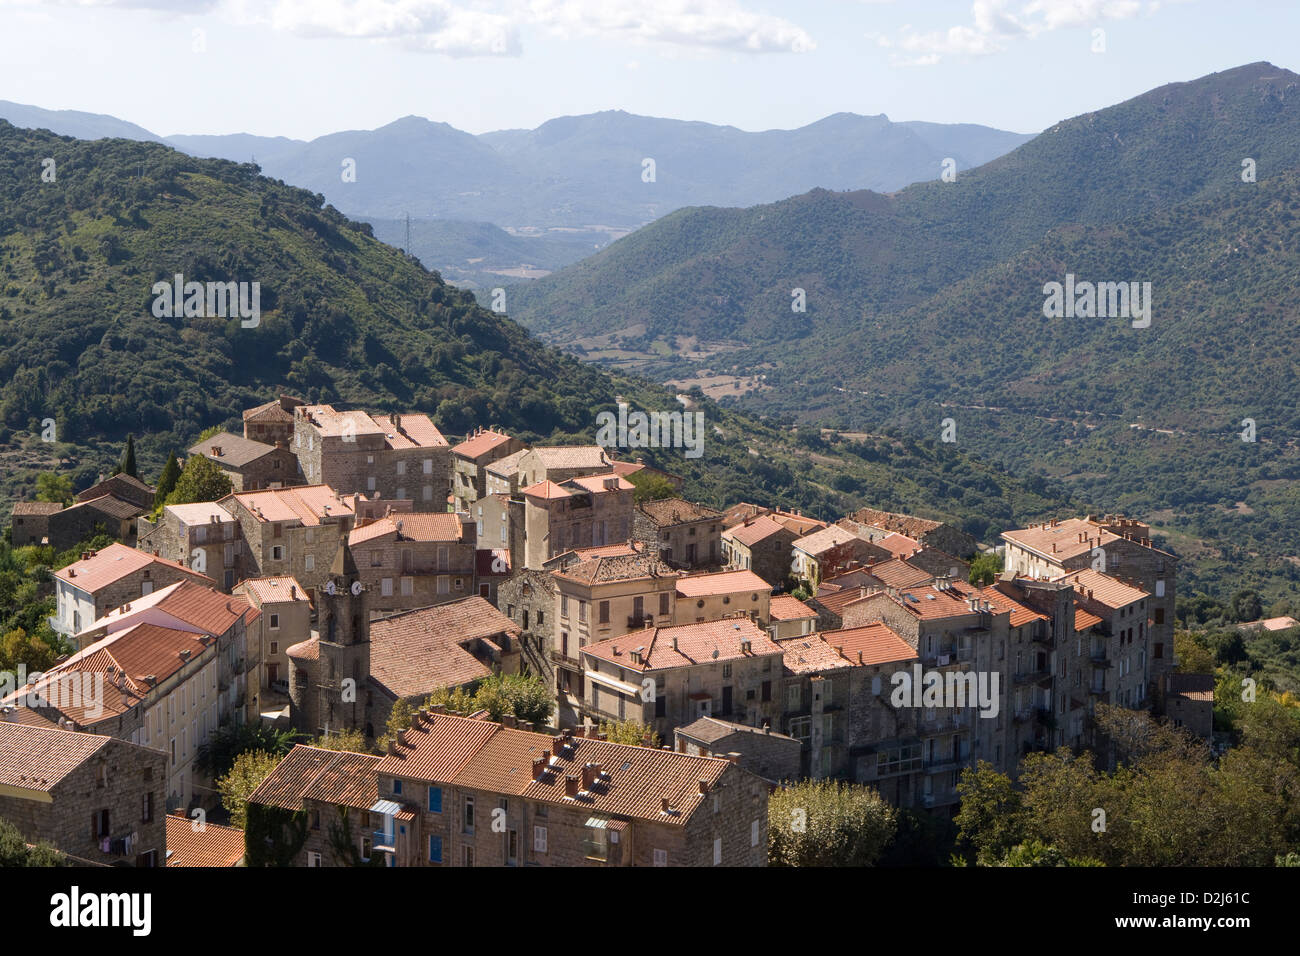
[324,581,337,596]
[351,580,363,596]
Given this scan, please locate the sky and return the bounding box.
[0,0,1294,140]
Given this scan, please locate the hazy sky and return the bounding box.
[0,0,1293,139]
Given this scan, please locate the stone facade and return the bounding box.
[349,513,477,615]
[222,485,355,594]
[633,499,724,570]
[137,503,243,592]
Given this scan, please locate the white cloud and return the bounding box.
[526,0,815,54]
[875,0,1163,65]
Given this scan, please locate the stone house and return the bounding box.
[673,569,772,627]
[0,723,166,867]
[722,513,798,588]
[221,485,356,594]
[1156,673,1214,740]
[348,512,477,614]
[848,508,978,560]
[52,542,215,641]
[46,494,147,552]
[232,576,312,692]
[515,445,613,489]
[188,431,300,491]
[520,473,635,570]
[791,525,888,589]
[242,394,305,445]
[137,502,243,592]
[579,618,784,739]
[633,498,723,570]
[292,404,452,512]
[767,594,819,640]
[450,427,526,513]
[8,500,62,546]
[76,474,156,512]
[674,716,802,783]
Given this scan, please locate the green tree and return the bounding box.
[0,817,68,867]
[153,451,181,508]
[165,454,232,506]
[968,552,1003,586]
[1231,589,1263,624]
[35,472,72,506]
[217,750,282,829]
[768,780,897,867]
[311,728,372,754]
[378,698,416,751]
[196,723,303,779]
[599,719,661,748]
[117,434,137,479]
[1174,631,1216,674]
[954,761,1026,864]
[627,471,678,504]
[471,673,553,726]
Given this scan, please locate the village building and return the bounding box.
[721,513,797,588]
[221,484,356,594]
[348,512,477,614]
[164,813,245,866]
[673,569,772,627]
[137,502,243,591]
[232,576,312,694]
[0,723,166,867]
[848,508,978,559]
[450,427,526,513]
[633,498,723,570]
[791,525,888,589]
[188,431,300,491]
[243,394,305,445]
[674,716,802,784]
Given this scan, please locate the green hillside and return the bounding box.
[0,120,1069,543]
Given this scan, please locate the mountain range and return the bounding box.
[506,61,1300,605]
[0,100,1032,289]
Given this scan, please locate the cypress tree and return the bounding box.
[154,451,180,507]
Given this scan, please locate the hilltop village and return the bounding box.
[0,395,1207,867]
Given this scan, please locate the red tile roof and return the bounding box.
[248,745,381,811]
[636,498,722,526]
[820,622,917,666]
[165,816,245,867]
[521,479,569,500]
[1059,568,1150,609]
[349,512,467,546]
[229,485,354,526]
[582,618,781,672]
[876,532,922,559]
[54,543,214,594]
[850,508,944,538]
[674,569,771,597]
[769,594,817,621]
[565,473,635,494]
[866,559,931,589]
[0,723,117,792]
[451,429,514,461]
[368,597,517,699]
[234,576,311,607]
[376,712,499,782]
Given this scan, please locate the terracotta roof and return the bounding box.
[1074,607,1104,632]
[1166,673,1214,702]
[527,446,610,471]
[75,474,155,508]
[11,501,62,516]
[0,723,116,792]
[850,508,944,538]
[779,634,853,674]
[637,498,722,526]
[674,569,771,598]
[54,543,213,594]
[720,502,768,529]
[369,598,517,699]
[565,473,635,494]
[92,580,252,638]
[546,541,642,567]
[769,594,817,621]
[1241,616,1300,632]
[866,559,931,589]
[554,552,675,586]
[165,816,245,867]
[980,583,1049,628]
[813,586,876,618]
[723,514,789,548]
[521,479,569,500]
[229,484,354,526]
[793,524,861,556]
[1002,518,1123,562]
[769,511,827,536]
[188,432,278,468]
[244,397,300,422]
[820,623,916,666]
[451,428,515,461]
[876,532,922,559]
[485,449,528,478]
[296,404,385,439]
[1059,568,1150,609]
[234,576,311,606]
[377,712,499,782]
[349,512,467,546]
[286,638,319,661]
[582,618,781,672]
[248,745,381,811]
[375,412,447,449]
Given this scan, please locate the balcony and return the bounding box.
[372,830,395,853]
[1090,650,1111,668]
[627,615,654,629]
[1013,667,1052,685]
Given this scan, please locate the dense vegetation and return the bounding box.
[507,62,1300,612]
[0,119,1071,565]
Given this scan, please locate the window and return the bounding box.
[437,576,450,595]
[713,838,722,865]
[786,684,801,710]
[659,592,670,617]
[371,551,383,567]
[393,778,403,795]
[381,578,393,597]
[463,796,475,833]
[428,835,442,863]
[396,460,406,476]
[423,459,433,475]
[428,786,442,812]
[653,848,667,867]
[463,846,474,867]
[751,819,760,847]
[722,663,732,679]
[269,614,280,630]
[141,791,154,823]
[304,554,315,573]
[761,680,771,702]
[599,601,610,624]
[579,601,587,623]
[271,545,284,561]
[307,851,322,867]
[533,825,548,853]
[561,596,569,618]
[270,642,278,654]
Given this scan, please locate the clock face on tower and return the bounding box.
[351,580,363,596]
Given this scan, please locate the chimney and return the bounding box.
[211,445,222,457]
[726,752,741,765]
[564,775,580,798]
[532,755,548,781]
[698,779,711,795]
[660,797,671,813]
[581,762,599,791]
[290,585,297,599]
[552,734,565,757]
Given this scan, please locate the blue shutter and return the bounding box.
[428,786,442,812]
[429,835,443,863]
